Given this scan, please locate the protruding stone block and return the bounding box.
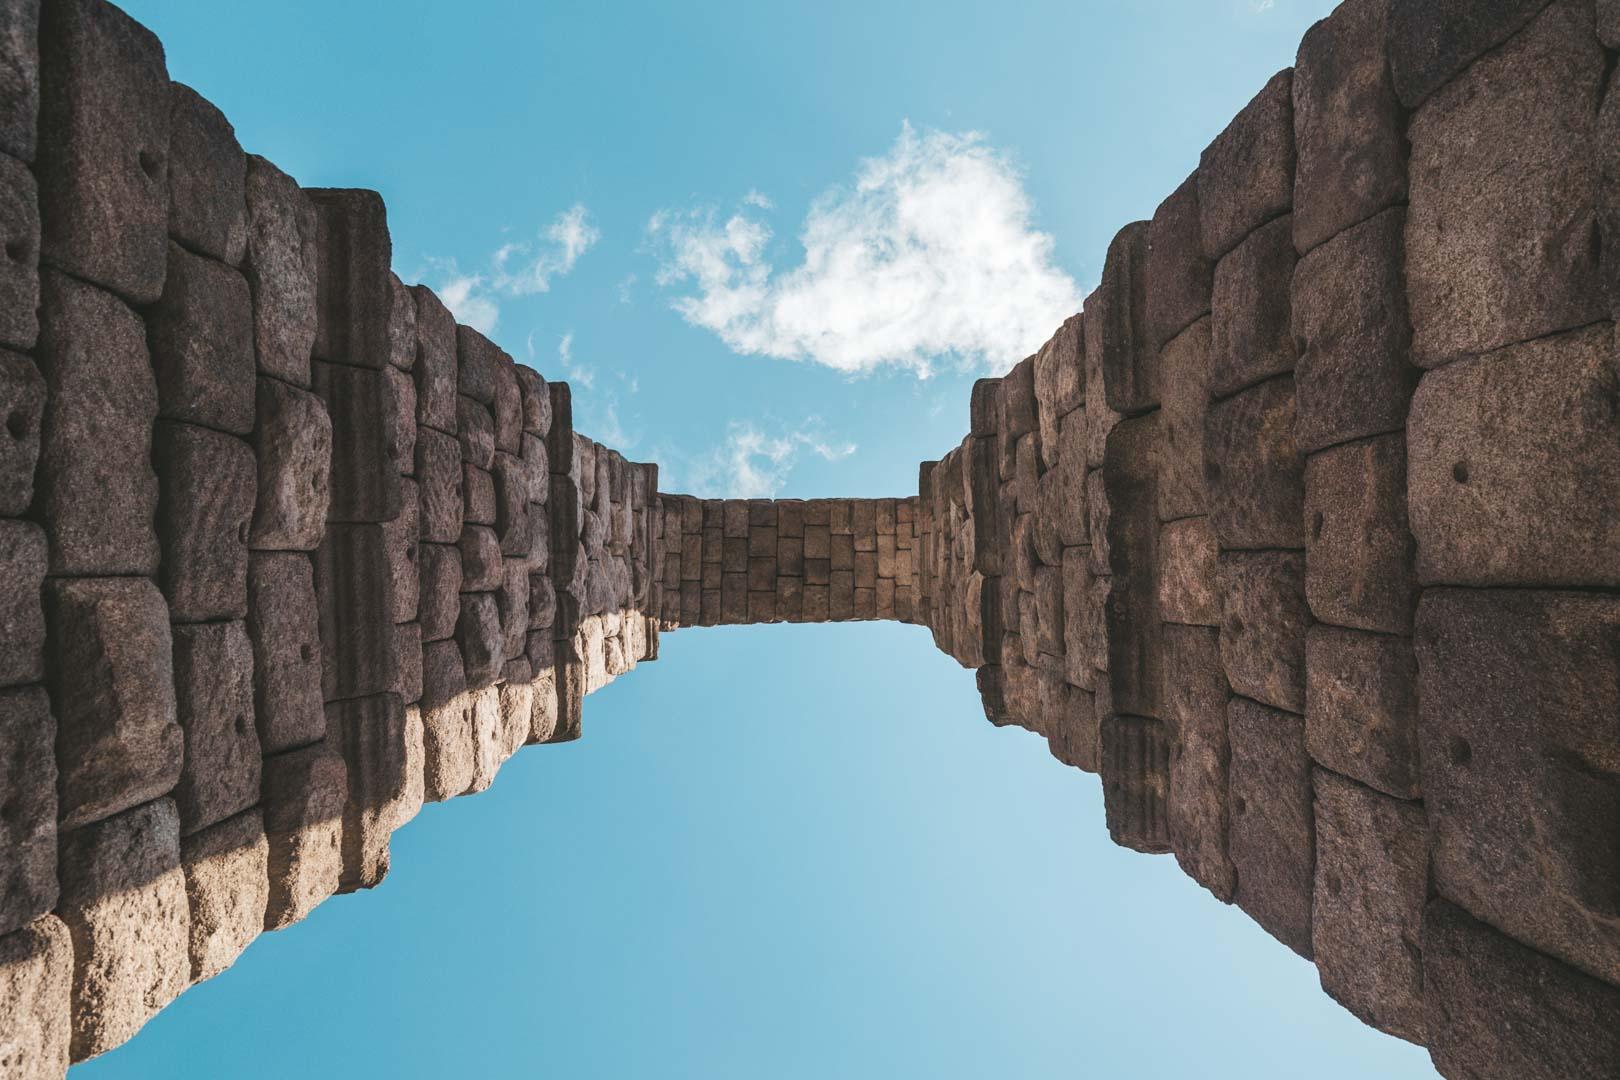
[1156,317,1211,523]
[0,156,39,352]
[1094,220,1156,414]
[1303,433,1415,633]
[0,686,55,937]
[1388,0,1557,109]
[411,285,456,432]
[415,426,463,544]
[245,552,324,755]
[1203,375,1304,551]
[0,351,43,518]
[179,807,266,983]
[458,524,502,592]
[326,693,407,891]
[1217,550,1307,714]
[516,365,550,436]
[465,684,503,794]
[1157,517,1219,627]
[1100,714,1170,854]
[249,377,331,551]
[155,422,254,621]
[1306,625,1419,800]
[418,542,461,642]
[261,743,345,931]
[1147,174,1212,348]
[496,559,528,660]
[457,592,502,690]
[0,915,72,1079]
[314,360,400,524]
[1198,69,1294,261]
[1227,696,1313,958]
[0,519,45,688]
[171,620,259,836]
[1082,285,1124,468]
[307,188,391,369]
[1163,624,1234,902]
[314,523,397,702]
[1033,314,1084,468]
[456,324,505,406]
[243,155,317,387]
[0,0,40,164]
[385,477,419,622]
[1210,215,1296,399]
[147,242,255,432]
[166,82,246,265]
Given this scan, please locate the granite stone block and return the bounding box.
[307,188,391,369]
[171,620,259,836]
[155,422,254,622]
[246,552,324,755]
[243,155,317,387]
[0,915,71,1079]
[165,82,245,266]
[1304,433,1415,632]
[1218,551,1308,713]
[1198,69,1294,260]
[0,155,39,351]
[179,807,265,983]
[1204,375,1304,551]
[0,686,55,938]
[0,519,44,688]
[1210,215,1297,399]
[1228,696,1313,958]
[147,243,256,434]
[261,743,345,931]
[1163,624,1235,902]
[249,377,331,551]
[325,693,408,891]
[1306,625,1420,800]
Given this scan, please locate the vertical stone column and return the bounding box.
[546,380,583,742]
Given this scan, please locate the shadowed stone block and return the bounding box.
[386,366,415,476]
[245,552,323,755]
[1033,314,1084,467]
[307,188,390,369]
[1062,547,1104,690]
[394,622,421,704]
[456,324,505,406]
[1156,317,1211,523]
[1423,897,1620,1080]
[262,743,345,931]
[411,285,456,432]
[315,523,397,702]
[458,524,502,593]
[1100,714,1170,854]
[1081,285,1124,468]
[1304,433,1414,633]
[1292,208,1415,453]
[1228,696,1313,958]
[1416,588,1620,987]
[419,545,471,642]
[456,394,494,471]
[1405,0,1603,366]
[420,637,465,714]
[166,82,245,265]
[385,477,419,622]
[0,519,44,688]
[496,560,528,660]
[1163,624,1234,902]
[1094,221,1156,414]
[0,915,71,1079]
[0,686,54,937]
[462,464,494,525]
[0,350,43,516]
[1312,769,1427,1044]
[415,427,462,544]
[1218,550,1307,713]
[314,361,400,524]
[386,274,415,371]
[171,621,258,836]
[47,578,179,831]
[155,422,254,622]
[326,693,407,891]
[1407,324,1620,587]
[492,359,520,454]
[1306,625,1419,800]
[0,156,39,351]
[1389,0,1556,108]
[1210,215,1296,399]
[243,155,316,387]
[57,798,188,1062]
[1084,467,1110,578]
[0,0,39,163]
[37,0,170,304]
[36,270,159,576]
[250,377,331,551]
[1204,375,1304,551]
[516,365,550,436]
[1158,517,1219,627]
[493,454,529,556]
[1604,0,1620,44]
[1102,414,1163,719]
[1147,174,1212,349]
[1198,69,1294,261]
[457,592,502,690]
[179,807,265,983]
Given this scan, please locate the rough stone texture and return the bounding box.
[36,269,160,576]
[386,274,415,372]
[1156,317,1211,523]
[1228,696,1314,958]
[1094,221,1156,414]
[314,523,396,702]
[1388,0,1558,109]
[314,360,400,525]
[56,798,188,1062]
[1102,414,1163,719]
[465,684,503,795]
[1217,550,1308,714]
[1162,624,1235,902]
[1157,517,1219,628]
[0,155,40,352]
[0,518,45,688]
[249,377,332,551]
[1032,315,1083,469]
[1203,375,1304,551]
[36,0,170,304]
[166,82,246,266]
[47,577,180,832]
[1304,433,1415,634]
[178,807,266,983]
[456,395,494,472]
[1099,714,1170,854]
[171,620,259,836]
[395,703,424,830]
[394,621,421,705]
[385,477,419,622]
[1291,209,1415,453]
[325,694,407,891]
[0,915,72,1079]
[1404,0,1603,367]
[245,552,324,755]
[0,685,55,938]
[1063,549,1106,688]
[261,743,345,931]
[1311,769,1427,1044]
[1198,69,1294,261]
[417,542,462,642]
[155,421,255,622]
[386,366,415,477]
[1423,897,1620,1080]
[1291,0,1405,255]
[0,350,44,517]
[307,188,391,370]
[1407,324,1620,587]
[516,365,551,436]
[457,592,502,690]
[243,155,317,387]
[459,525,502,593]
[411,285,456,433]
[1210,215,1297,398]
[456,324,506,407]
[415,426,463,544]
[0,0,40,164]
[1147,173,1212,348]
[1306,625,1420,801]
[1416,588,1620,988]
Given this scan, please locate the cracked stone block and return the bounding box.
[385,477,419,622]
[1204,375,1304,551]
[411,285,456,432]
[1158,516,1220,627]
[0,519,44,688]
[456,324,506,406]
[0,155,39,352]
[457,591,502,690]
[1306,625,1420,801]
[0,915,71,1079]
[1147,173,1213,348]
[1416,588,1620,987]
[1217,550,1307,714]
[1304,433,1415,633]
[1291,208,1415,453]
[166,82,245,265]
[418,543,461,642]
[1157,317,1212,523]
[1408,324,1620,587]
[36,270,159,575]
[250,377,331,551]
[171,621,259,836]
[0,686,54,938]
[1423,897,1620,1080]
[243,155,316,386]
[314,360,400,524]
[155,421,254,622]
[1163,624,1234,902]
[1102,414,1163,719]
[326,693,407,891]
[1100,714,1170,854]
[458,524,502,592]
[1062,547,1104,690]
[57,798,188,1062]
[1094,220,1156,414]
[246,552,324,755]
[1210,215,1297,398]
[1291,0,1406,254]
[0,350,43,516]
[1228,696,1313,958]
[415,426,463,544]
[261,743,345,931]
[1033,314,1084,468]
[1405,0,1604,366]
[315,523,397,701]
[386,365,415,476]
[36,0,170,304]
[1198,69,1294,260]
[0,0,39,163]
[1389,0,1557,108]
[307,188,390,369]
[47,578,179,831]
[1312,769,1427,1045]
[179,807,265,983]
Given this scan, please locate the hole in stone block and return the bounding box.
[238,521,251,544]
[5,410,26,441]
[1325,872,1342,897]
[1311,512,1325,540]
[406,543,417,562]
[1452,461,1470,484]
[235,714,249,737]
[138,150,163,180]
[1448,736,1472,767]
[1233,796,1247,816]
[300,643,314,663]
[4,240,25,263]
[1228,616,1245,636]
[0,797,14,824]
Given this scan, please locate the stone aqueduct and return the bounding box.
[1,0,1619,1076]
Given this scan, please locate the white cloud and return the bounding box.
[431,204,600,332]
[687,419,857,499]
[1250,0,1275,11]
[742,189,774,210]
[648,123,1080,377]
[438,271,500,334]
[556,331,595,390]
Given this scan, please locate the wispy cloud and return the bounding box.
[556,331,594,390]
[1250,0,1275,11]
[432,204,601,332]
[684,418,857,498]
[647,123,1080,378]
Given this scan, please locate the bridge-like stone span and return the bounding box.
[2,0,1619,1076]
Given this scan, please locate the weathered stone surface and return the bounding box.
[420,637,465,715]
[0,518,44,688]
[411,285,456,433]
[1311,769,1427,1044]
[456,591,502,690]
[36,0,170,304]
[0,0,39,164]
[0,350,43,515]
[261,743,345,931]
[516,365,550,436]
[36,270,159,576]
[1157,516,1219,627]
[1291,0,1405,254]
[1198,69,1294,261]
[1084,466,1110,578]
[525,636,558,745]
[414,426,463,544]
[1388,0,1556,109]
[179,807,266,983]
[1407,324,1620,587]
[1303,433,1415,633]
[1102,414,1163,719]
[314,360,400,524]
[0,155,39,351]
[493,454,530,557]
[1156,317,1211,523]
[249,377,331,551]
[1306,625,1419,801]
[56,798,188,1062]
[496,559,528,661]
[1217,551,1308,714]
[456,324,505,406]
[1405,0,1603,366]
[1147,173,1212,349]
[456,394,494,471]
[1094,221,1156,414]
[1423,897,1620,1080]
[1162,624,1234,902]
[307,188,390,369]
[1204,375,1304,551]
[386,365,415,476]
[1228,696,1313,958]
[1033,315,1084,469]
[417,542,461,642]
[1100,714,1170,854]
[492,359,521,454]
[386,273,414,371]
[0,686,55,937]
[1603,0,1620,44]
[384,477,419,622]
[245,552,324,755]
[326,693,407,891]
[395,703,424,829]
[1210,215,1297,399]
[497,679,532,763]
[47,578,180,831]
[0,915,72,1079]
[155,422,254,621]
[458,524,502,594]
[171,620,259,836]
[465,684,503,794]
[243,155,317,387]
[1416,588,1620,987]
[314,523,397,702]
[393,621,421,704]
[166,82,245,265]
[1062,547,1105,689]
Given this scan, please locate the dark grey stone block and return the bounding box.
[0,685,55,938]
[1210,215,1296,399]
[325,693,407,891]
[1094,220,1156,415]
[1163,623,1234,902]
[411,285,456,433]
[1388,0,1555,108]
[1228,695,1313,958]
[147,241,254,435]
[165,82,245,266]
[1198,69,1294,261]
[0,153,39,351]
[171,620,259,836]
[1304,433,1416,633]
[0,0,39,163]
[0,349,43,518]
[1204,375,1304,551]
[414,426,462,544]
[456,592,502,690]
[155,421,254,622]
[314,522,397,702]
[307,188,390,369]
[246,552,324,755]
[243,155,317,387]
[249,376,331,551]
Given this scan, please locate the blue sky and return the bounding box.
[83,1,1438,1076]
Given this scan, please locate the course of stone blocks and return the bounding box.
[1,1,1618,1077]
